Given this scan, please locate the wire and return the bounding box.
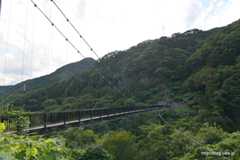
[158,110,217,153]
[3,0,13,86]
[0,0,2,16]
[49,0,100,59]
[22,0,29,91]
[30,0,85,58]
[51,2,118,92]
[30,0,124,96]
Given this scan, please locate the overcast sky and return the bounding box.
[0,0,240,85]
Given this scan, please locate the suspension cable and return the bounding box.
[49,0,100,59]
[0,0,2,16]
[30,0,85,58]
[30,0,123,95]
[22,1,29,91]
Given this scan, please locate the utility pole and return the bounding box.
[23,83,26,92]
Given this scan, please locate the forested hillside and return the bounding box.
[1,109,240,159]
[0,28,212,109]
[1,19,240,160]
[1,19,240,130]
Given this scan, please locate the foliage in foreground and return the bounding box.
[0,109,240,160]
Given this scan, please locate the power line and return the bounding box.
[49,0,100,59]
[30,0,85,58]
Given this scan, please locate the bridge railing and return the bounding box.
[0,115,16,131]
[0,105,164,132]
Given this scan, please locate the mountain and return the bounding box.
[0,86,12,95]
[0,58,96,96]
[0,58,96,109]
[184,20,240,129]
[1,19,240,130]
[1,28,212,110]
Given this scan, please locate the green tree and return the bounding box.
[79,147,113,160]
[102,131,136,160]
[63,128,97,148]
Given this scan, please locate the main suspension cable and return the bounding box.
[30,0,123,96]
[49,0,100,59]
[30,0,85,58]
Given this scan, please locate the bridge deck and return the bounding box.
[2,105,166,134]
[25,109,152,133]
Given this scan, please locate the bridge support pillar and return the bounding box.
[63,113,66,126]
[43,113,47,132]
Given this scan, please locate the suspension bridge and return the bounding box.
[1,105,168,133]
[0,1,171,134]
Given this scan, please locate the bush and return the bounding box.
[63,128,98,148]
[0,122,6,133]
[15,115,30,134]
[197,126,226,144]
[79,147,113,160]
[102,131,136,160]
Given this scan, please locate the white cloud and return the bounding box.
[0,0,240,85]
[189,0,240,30]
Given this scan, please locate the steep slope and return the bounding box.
[1,27,214,111]
[0,86,12,95]
[184,20,240,129]
[1,19,240,130]
[0,58,96,95]
[0,58,96,110]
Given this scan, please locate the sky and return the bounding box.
[0,0,240,85]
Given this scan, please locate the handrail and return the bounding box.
[1,105,167,133]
